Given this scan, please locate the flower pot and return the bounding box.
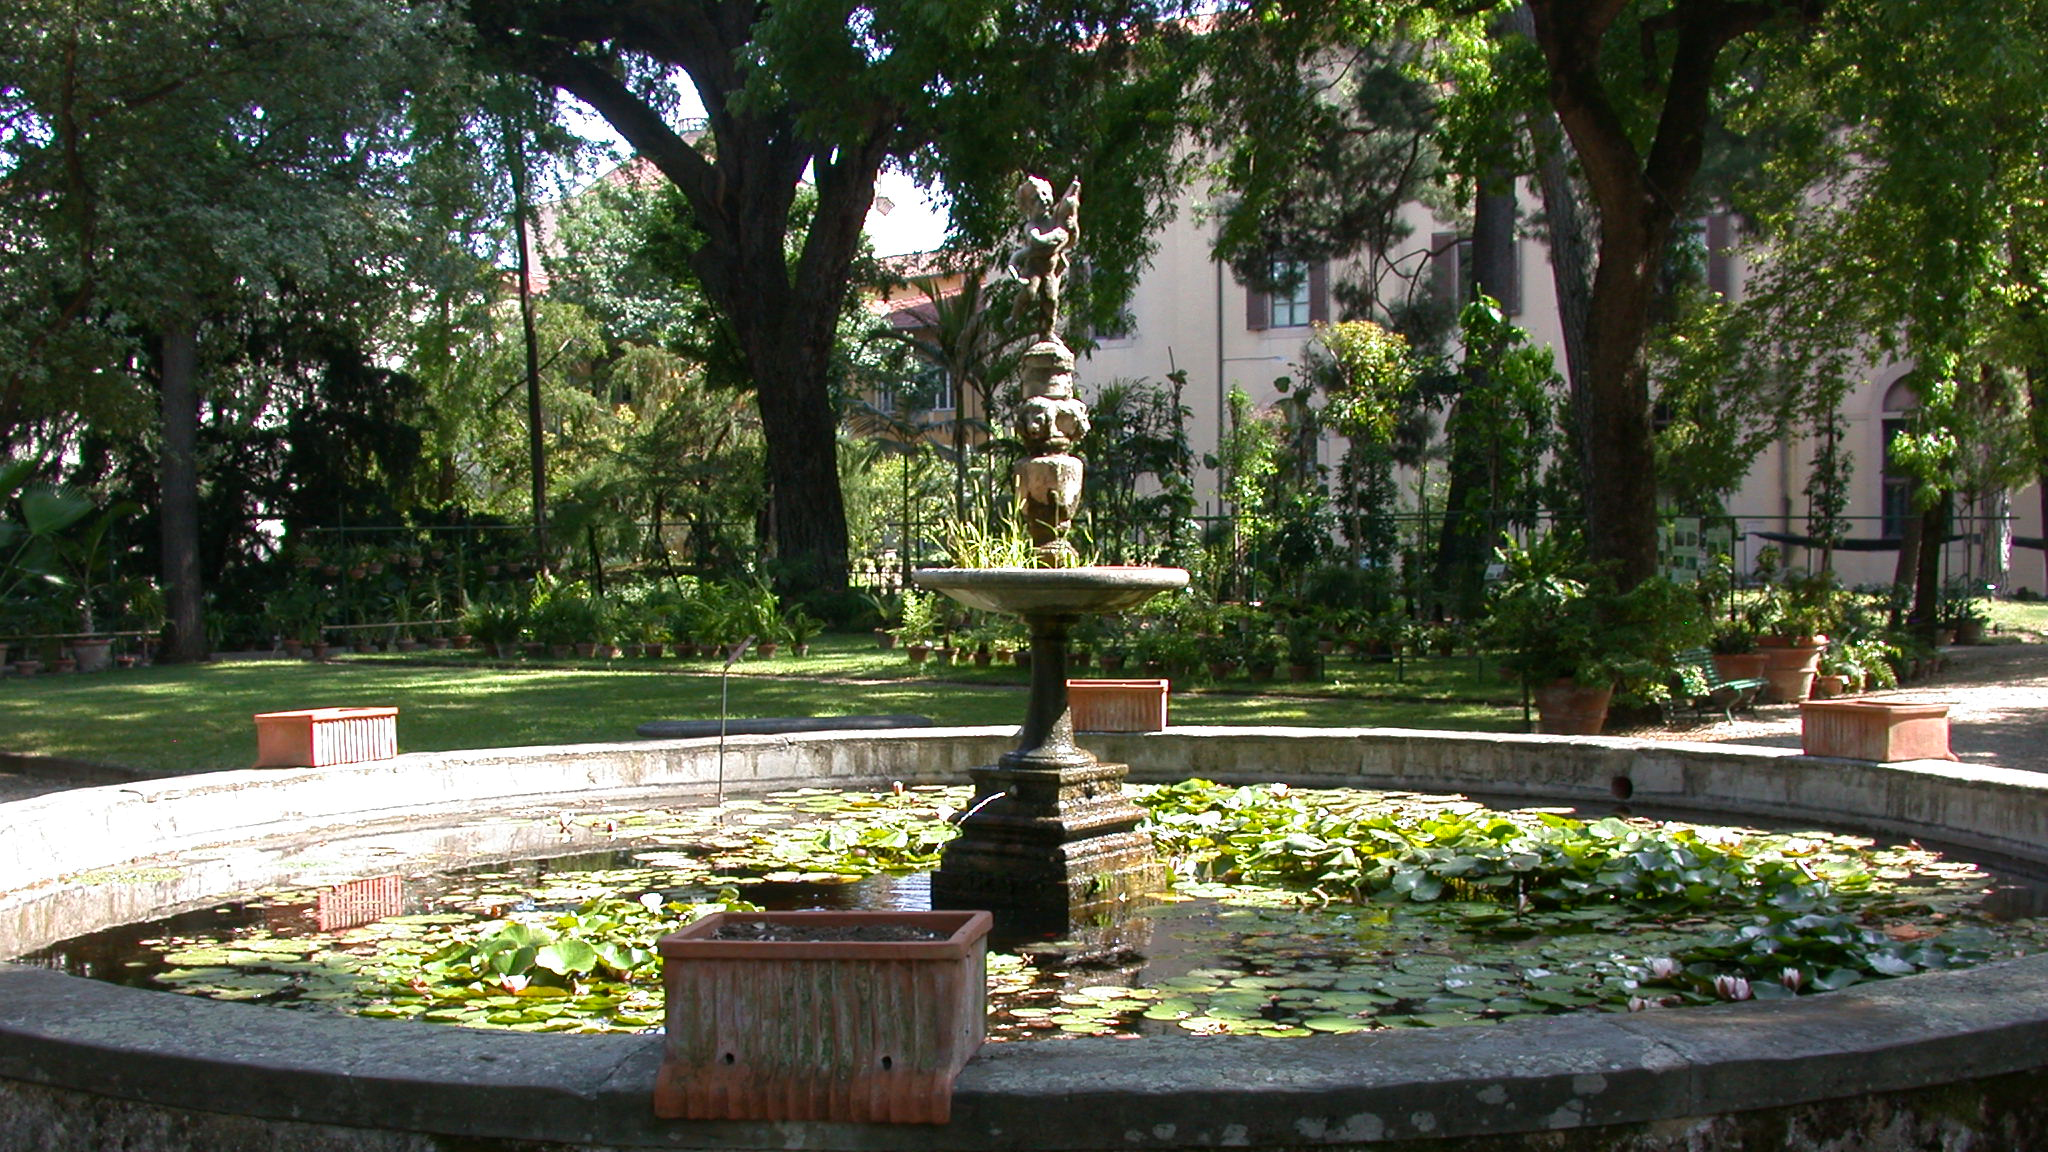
[574,641,598,659]
[1069,678,1169,732]
[395,638,420,653]
[70,638,114,673]
[1812,673,1848,699]
[654,910,991,1124]
[1759,640,1826,703]
[13,660,42,677]
[906,643,932,664]
[52,657,77,674]
[1100,654,1126,673]
[790,643,809,657]
[428,637,451,650]
[877,631,898,650]
[756,641,779,659]
[644,642,664,658]
[1711,652,1768,683]
[1206,660,1238,680]
[1287,662,1316,682]
[1955,619,1986,646]
[254,706,399,769]
[309,643,331,661]
[1315,639,1336,656]
[1532,679,1613,735]
[492,641,520,659]
[1071,651,1091,670]
[282,639,304,659]
[972,650,992,668]
[114,655,137,669]
[1247,662,1277,681]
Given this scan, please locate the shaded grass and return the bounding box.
[0,634,1521,777]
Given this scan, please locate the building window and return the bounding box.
[1269,261,1313,328]
[1244,259,1328,331]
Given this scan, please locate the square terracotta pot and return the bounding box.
[1068,678,1169,732]
[252,706,398,768]
[1800,699,1957,762]
[654,909,991,1124]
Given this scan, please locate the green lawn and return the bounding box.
[1988,599,2048,638]
[0,634,1522,777]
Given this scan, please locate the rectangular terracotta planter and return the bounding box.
[654,909,991,1124]
[252,706,398,768]
[1068,678,1169,732]
[1801,699,1958,762]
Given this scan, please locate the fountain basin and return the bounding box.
[6,728,2048,1149]
[910,566,1189,616]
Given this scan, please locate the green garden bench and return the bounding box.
[1666,647,1767,725]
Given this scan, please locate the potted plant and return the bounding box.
[462,597,528,660]
[1745,553,1845,702]
[1486,535,1708,735]
[782,608,823,657]
[893,588,942,662]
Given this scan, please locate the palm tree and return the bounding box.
[878,270,1028,528]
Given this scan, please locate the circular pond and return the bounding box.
[23,782,2048,1042]
[6,725,2048,1151]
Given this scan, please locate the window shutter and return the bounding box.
[1308,261,1330,324]
[1245,277,1269,331]
[1706,213,1734,297]
[1431,232,1459,304]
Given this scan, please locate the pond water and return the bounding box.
[23,783,2048,1041]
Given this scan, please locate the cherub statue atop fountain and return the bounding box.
[1008,175,1080,342]
[1007,174,1090,567]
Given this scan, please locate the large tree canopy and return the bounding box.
[465,0,1199,599]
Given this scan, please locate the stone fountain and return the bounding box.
[913,175,1189,930]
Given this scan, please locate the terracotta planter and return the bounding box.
[1100,654,1127,673]
[1532,679,1613,735]
[877,631,898,650]
[1759,641,1826,703]
[253,706,399,769]
[1069,678,1169,732]
[756,641,780,659]
[790,643,809,657]
[13,660,42,677]
[574,641,599,659]
[309,643,330,661]
[1287,662,1316,682]
[654,910,991,1124]
[1206,660,1239,680]
[972,650,993,668]
[428,637,451,650]
[1711,652,1768,683]
[1812,673,1848,699]
[70,637,113,673]
[906,643,932,664]
[1955,619,1986,646]
[395,638,420,653]
[644,642,664,658]
[282,639,304,659]
[1801,699,1957,762]
[491,641,520,659]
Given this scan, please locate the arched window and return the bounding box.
[1880,374,1919,538]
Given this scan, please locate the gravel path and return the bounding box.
[5,640,2045,806]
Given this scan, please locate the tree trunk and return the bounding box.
[1433,177,1519,618]
[1912,492,1951,638]
[157,320,208,663]
[1578,218,1666,589]
[508,121,549,574]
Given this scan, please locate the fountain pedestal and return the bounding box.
[913,568,1186,933]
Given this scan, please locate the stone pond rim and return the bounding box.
[5,727,2048,1150]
